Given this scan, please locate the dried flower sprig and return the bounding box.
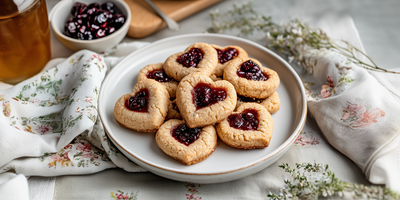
[207,2,400,74]
[267,163,400,200]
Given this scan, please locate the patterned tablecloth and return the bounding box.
[13,0,400,199]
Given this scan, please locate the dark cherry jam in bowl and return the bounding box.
[192,82,227,110]
[176,48,204,68]
[237,60,268,81]
[146,69,173,83]
[215,48,238,64]
[125,88,149,112]
[227,109,259,131]
[171,124,202,146]
[64,2,126,40]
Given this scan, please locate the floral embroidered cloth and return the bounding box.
[301,49,400,190]
[0,49,147,176]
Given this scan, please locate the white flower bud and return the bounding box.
[297,28,302,36]
[295,37,303,44]
[286,26,291,33]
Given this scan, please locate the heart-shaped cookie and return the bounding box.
[176,72,237,128]
[210,44,248,79]
[224,58,280,99]
[114,79,170,132]
[217,103,273,149]
[156,119,217,165]
[138,63,179,99]
[163,43,218,81]
[236,92,280,114]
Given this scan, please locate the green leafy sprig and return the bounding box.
[207,2,400,74]
[267,163,399,200]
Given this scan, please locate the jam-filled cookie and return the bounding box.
[217,103,273,149]
[165,99,182,121]
[211,44,248,79]
[156,119,217,165]
[176,72,237,128]
[138,63,179,99]
[224,58,280,99]
[236,92,280,114]
[114,79,169,132]
[163,43,218,81]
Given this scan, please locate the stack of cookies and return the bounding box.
[114,43,280,165]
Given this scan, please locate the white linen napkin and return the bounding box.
[307,15,400,191]
[301,48,400,190]
[0,173,29,200]
[0,46,148,177]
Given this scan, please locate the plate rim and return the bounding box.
[98,33,307,175]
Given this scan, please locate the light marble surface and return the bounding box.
[28,0,400,199]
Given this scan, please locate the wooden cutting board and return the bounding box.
[124,0,223,38]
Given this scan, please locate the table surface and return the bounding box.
[28,0,400,199]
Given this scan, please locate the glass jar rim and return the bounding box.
[0,0,40,19]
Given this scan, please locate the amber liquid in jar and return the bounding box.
[0,0,51,84]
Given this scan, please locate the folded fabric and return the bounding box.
[0,49,145,176]
[302,48,400,181]
[308,15,400,191]
[0,173,29,200]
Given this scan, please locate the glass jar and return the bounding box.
[0,0,51,84]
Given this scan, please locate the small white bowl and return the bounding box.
[50,0,131,53]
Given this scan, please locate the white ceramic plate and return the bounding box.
[98,34,307,184]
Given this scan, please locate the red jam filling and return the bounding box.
[146,69,173,83]
[237,60,268,81]
[65,2,126,40]
[171,124,202,146]
[215,48,238,64]
[192,83,227,110]
[237,94,264,104]
[176,48,203,68]
[125,88,149,112]
[227,109,259,131]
